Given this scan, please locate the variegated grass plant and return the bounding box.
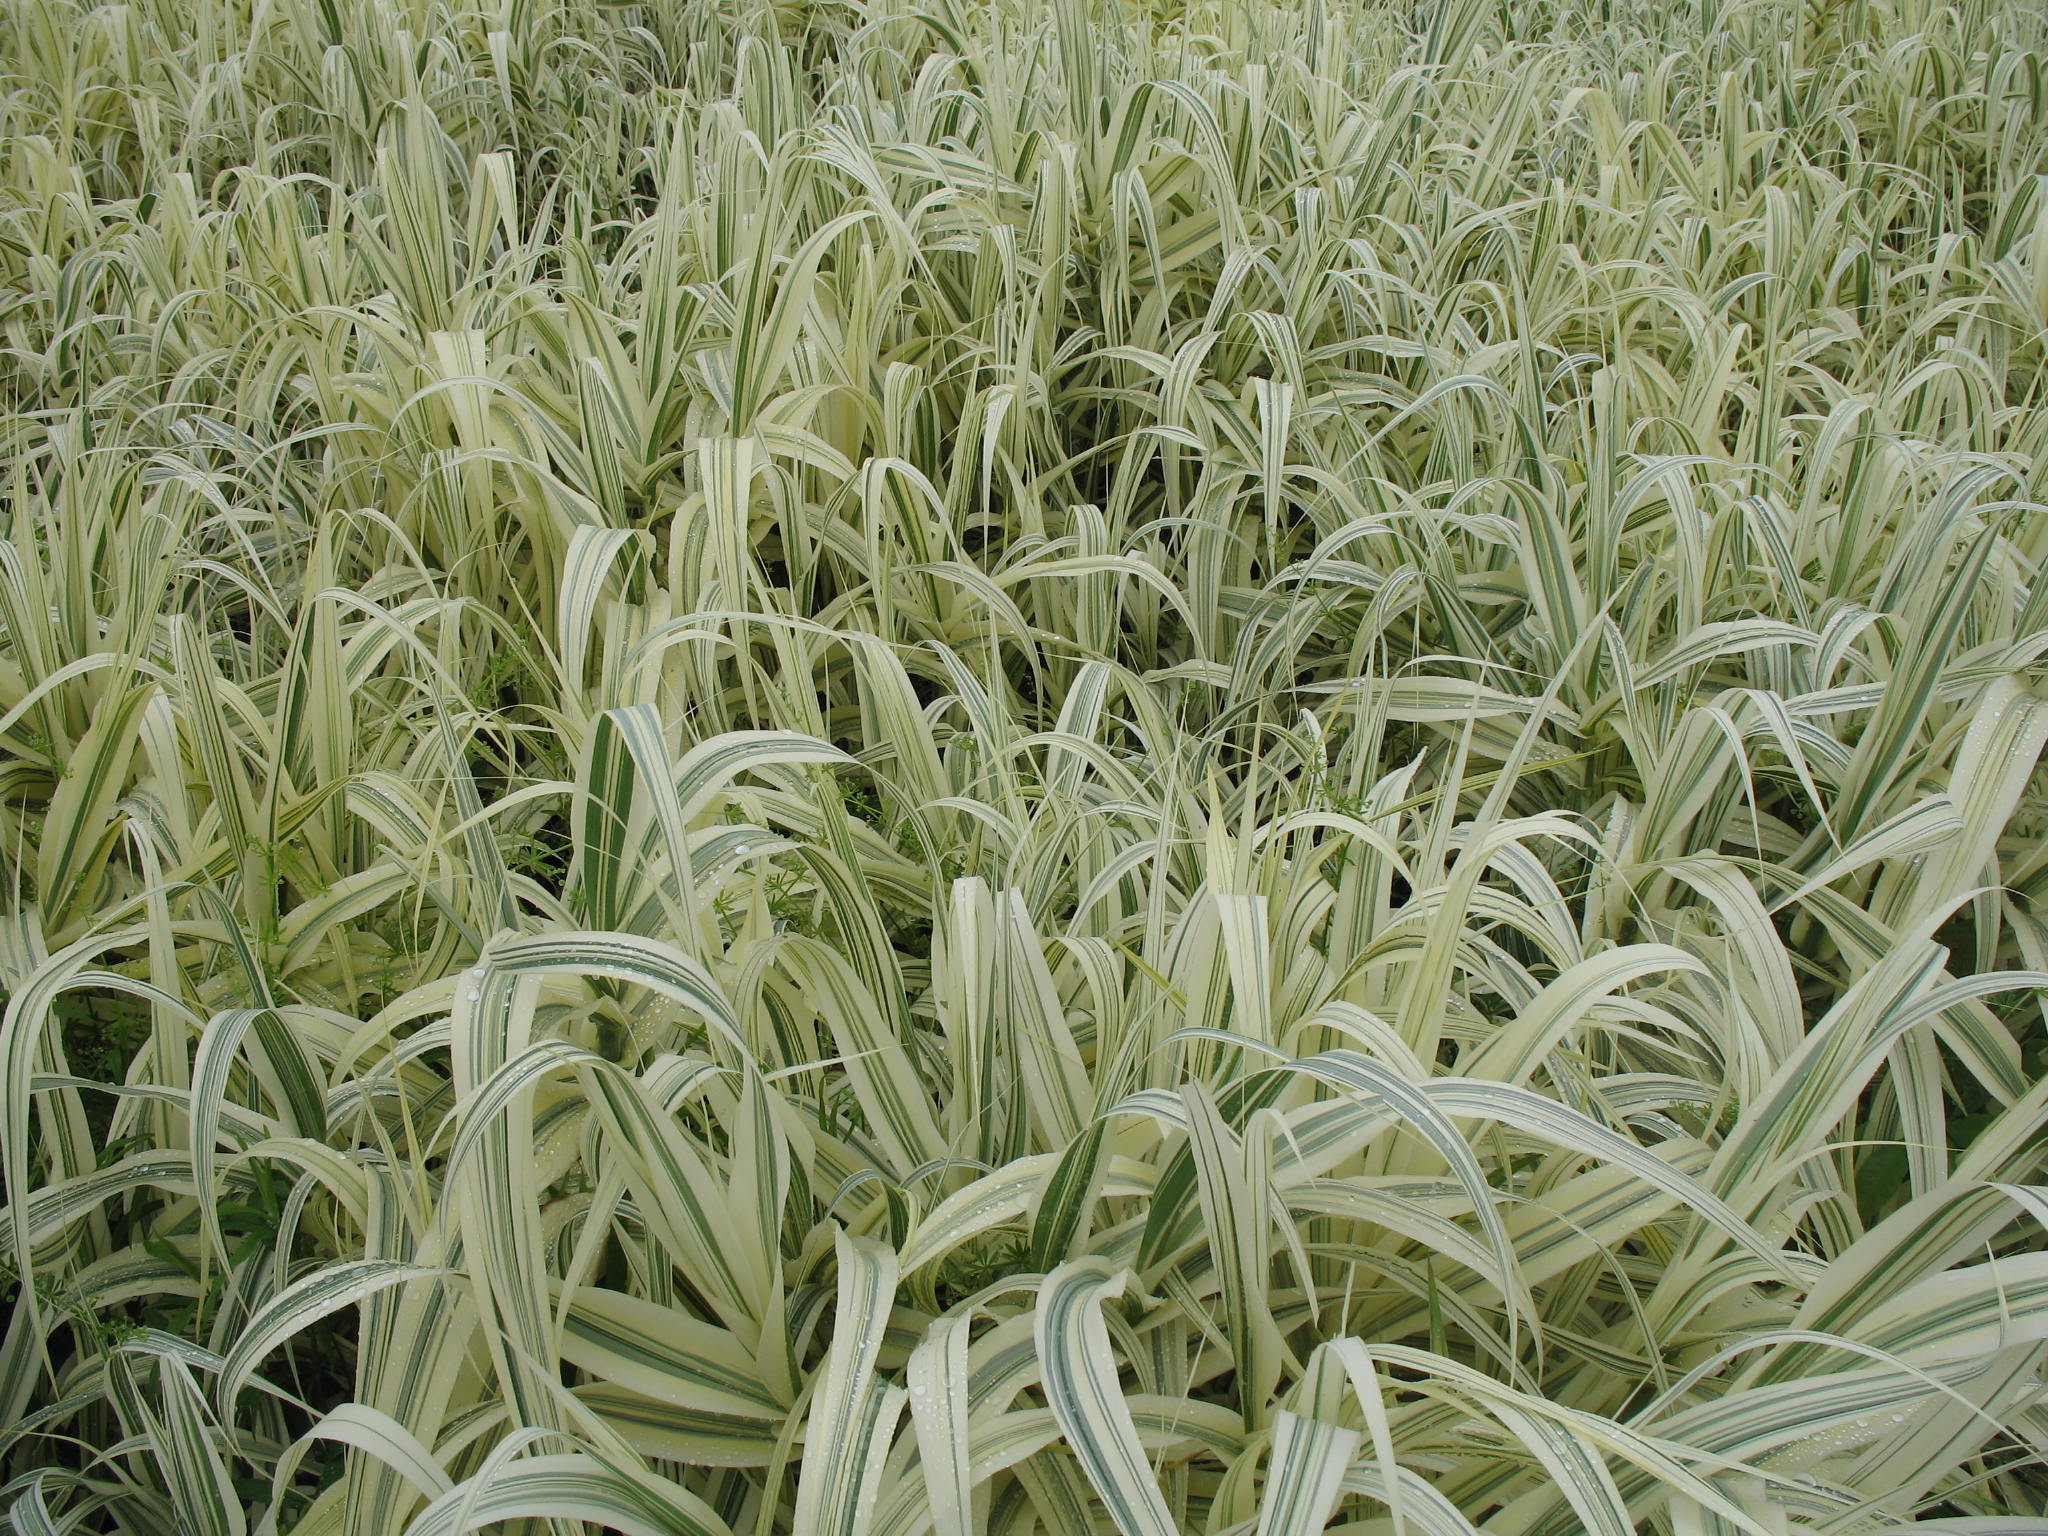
[2,0,2048,1529]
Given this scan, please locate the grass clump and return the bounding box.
[3,0,2048,1529]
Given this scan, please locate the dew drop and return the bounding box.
[467,990,481,1002]
[735,844,751,857]
[470,967,485,978]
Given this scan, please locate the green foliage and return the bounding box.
[1,0,2047,1529]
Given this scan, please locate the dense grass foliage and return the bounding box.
[2,0,2048,1528]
